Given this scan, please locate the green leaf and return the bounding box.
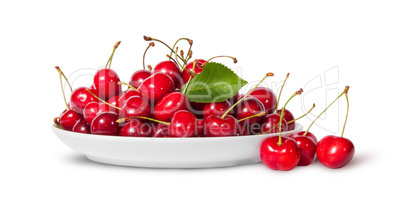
[180,62,248,103]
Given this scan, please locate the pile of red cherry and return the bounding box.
[54,36,355,170]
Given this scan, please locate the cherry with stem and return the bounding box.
[316,86,354,169]
[86,89,122,111]
[221,73,274,119]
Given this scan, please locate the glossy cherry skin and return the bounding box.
[120,96,151,119]
[138,72,175,104]
[169,110,197,137]
[119,120,152,137]
[316,135,355,169]
[260,136,301,171]
[235,96,265,126]
[203,100,231,120]
[290,132,318,166]
[260,114,288,134]
[90,112,120,136]
[151,123,169,137]
[72,119,90,134]
[276,109,295,130]
[204,115,238,137]
[117,90,142,108]
[70,87,97,114]
[249,87,277,114]
[93,68,122,100]
[107,95,121,107]
[59,109,84,131]
[182,59,207,84]
[154,60,182,87]
[83,102,117,125]
[154,92,190,122]
[129,69,152,88]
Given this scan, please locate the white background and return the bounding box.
[1,0,401,199]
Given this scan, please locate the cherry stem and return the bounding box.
[286,103,315,124]
[116,116,170,125]
[54,117,61,128]
[303,86,349,137]
[85,89,122,110]
[169,38,192,64]
[118,81,138,91]
[55,66,70,110]
[278,89,303,146]
[200,56,237,68]
[277,88,303,146]
[167,54,195,75]
[143,36,186,63]
[185,50,193,62]
[182,59,198,94]
[185,44,193,62]
[221,72,274,119]
[276,73,290,111]
[55,66,73,92]
[175,47,184,69]
[238,111,266,122]
[105,41,121,69]
[143,42,155,69]
[341,87,350,138]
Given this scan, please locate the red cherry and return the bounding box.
[316,135,355,169]
[83,102,116,125]
[154,92,190,122]
[119,120,152,137]
[203,100,231,120]
[182,59,206,84]
[260,114,288,134]
[129,69,152,88]
[93,68,122,100]
[154,60,182,87]
[59,109,83,131]
[169,110,197,137]
[249,87,277,114]
[72,119,90,134]
[204,115,238,137]
[138,72,175,104]
[90,112,120,136]
[235,96,265,126]
[151,123,169,137]
[276,109,295,130]
[117,90,142,108]
[70,87,97,114]
[120,96,151,119]
[260,136,301,171]
[290,132,317,166]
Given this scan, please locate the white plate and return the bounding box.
[52,123,303,168]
